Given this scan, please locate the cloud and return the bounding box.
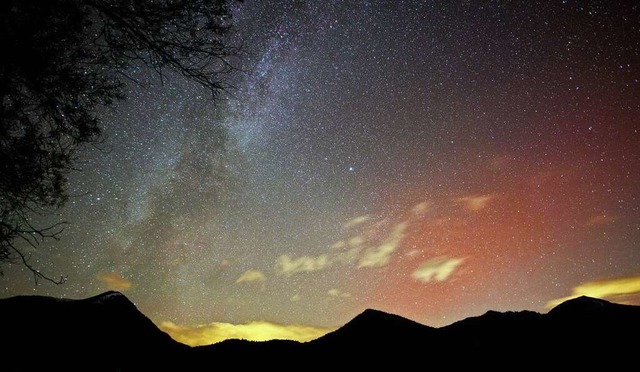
[277,215,412,276]
[344,215,370,229]
[455,195,494,211]
[412,201,430,216]
[328,288,351,298]
[586,214,615,226]
[275,254,329,276]
[97,272,132,291]
[412,257,465,282]
[546,274,640,309]
[332,246,362,265]
[236,270,266,283]
[348,235,365,247]
[159,320,334,346]
[330,240,346,250]
[358,222,407,268]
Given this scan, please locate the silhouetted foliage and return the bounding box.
[0,0,240,283]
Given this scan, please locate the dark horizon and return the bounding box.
[1,290,638,371]
[1,289,637,346]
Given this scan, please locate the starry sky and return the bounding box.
[3,1,640,345]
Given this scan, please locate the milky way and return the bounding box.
[3,1,639,343]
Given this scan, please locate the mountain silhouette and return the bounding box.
[309,308,436,353]
[0,291,187,371]
[1,292,638,370]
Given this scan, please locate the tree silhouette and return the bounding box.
[0,0,241,283]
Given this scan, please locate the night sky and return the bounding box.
[3,1,640,345]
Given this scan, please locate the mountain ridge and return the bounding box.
[1,291,637,370]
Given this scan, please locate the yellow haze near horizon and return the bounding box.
[159,320,335,346]
[546,274,640,308]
